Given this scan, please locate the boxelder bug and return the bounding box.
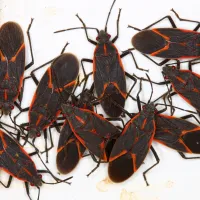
[154,114,200,159]
[0,19,34,115]
[56,120,86,174]
[143,63,200,116]
[55,0,145,117]
[0,123,72,200]
[28,53,79,138]
[56,83,95,174]
[108,76,159,184]
[17,43,79,162]
[108,74,196,184]
[125,9,200,66]
[61,101,124,176]
[129,77,200,160]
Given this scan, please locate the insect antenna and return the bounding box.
[105,0,117,32]
[146,73,153,104]
[54,27,99,34]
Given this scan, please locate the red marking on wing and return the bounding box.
[131,154,137,172]
[75,115,85,125]
[109,150,127,162]
[36,115,43,126]
[76,141,83,159]
[0,50,6,61]
[47,68,53,88]
[10,43,25,62]
[57,138,75,153]
[152,29,170,40]
[54,80,76,93]
[4,90,8,101]
[151,43,170,56]
[176,76,186,84]
[103,44,108,56]
[141,118,147,130]
[121,113,140,136]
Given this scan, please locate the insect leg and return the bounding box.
[51,121,61,133]
[24,182,32,200]
[56,116,66,121]
[41,123,64,154]
[87,156,102,177]
[37,170,72,184]
[136,79,143,112]
[60,42,69,54]
[43,129,49,163]
[171,9,200,31]
[0,176,13,188]
[30,42,69,85]
[36,187,40,200]
[31,59,54,85]
[76,14,97,46]
[112,8,121,43]
[143,146,160,186]
[128,15,176,31]
[13,103,29,125]
[166,91,177,109]
[180,114,200,124]
[25,18,34,70]
[124,72,137,100]
[142,54,171,67]
[178,151,200,159]
[106,117,125,128]
[20,122,29,129]
[81,58,93,79]
[121,51,148,72]
[18,76,32,106]
[187,60,200,72]
[142,77,171,85]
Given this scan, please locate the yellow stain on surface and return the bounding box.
[96,177,113,192]
[44,6,57,16]
[120,189,134,200]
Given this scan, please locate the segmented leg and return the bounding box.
[25,18,35,70]
[121,50,148,71]
[111,8,121,43]
[143,146,160,186]
[171,9,200,31]
[76,14,97,46]
[30,42,69,85]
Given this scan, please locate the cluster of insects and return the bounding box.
[1,0,200,199]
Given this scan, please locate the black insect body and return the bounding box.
[0,20,34,114]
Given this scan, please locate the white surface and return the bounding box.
[1,0,200,199]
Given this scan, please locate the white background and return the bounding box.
[1,0,200,199]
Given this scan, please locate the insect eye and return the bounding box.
[30,183,35,186]
[38,174,42,179]
[164,75,168,80]
[142,105,145,110]
[36,133,41,137]
[10,105,14,110]
[96,36,99,40]
[172,66,176,69]
[107,34,111,39]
